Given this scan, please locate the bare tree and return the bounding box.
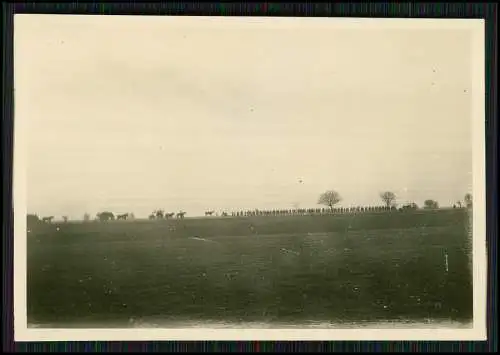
[129,212,135,220]
[317,190,342,212]
[464,193,473,208]
[83,213,90,222]
[380,191,396,208]
[62,216,69,223]
[424,199,439,209]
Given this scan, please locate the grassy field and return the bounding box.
[27,208,473,328]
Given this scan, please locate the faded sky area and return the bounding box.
[15,16,475,219]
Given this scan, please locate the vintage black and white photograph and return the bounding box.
[14,15,486,341]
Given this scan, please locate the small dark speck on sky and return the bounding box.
[298,179,303,184]
[432,68,436,73]
[463,89,468,93]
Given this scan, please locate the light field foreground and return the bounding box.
[27,209,473,328]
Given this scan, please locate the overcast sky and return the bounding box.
[15,15,475,219]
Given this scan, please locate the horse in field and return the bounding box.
[42,216,54,224]
[176,211,186,219]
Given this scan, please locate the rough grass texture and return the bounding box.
[27,209,473,328]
